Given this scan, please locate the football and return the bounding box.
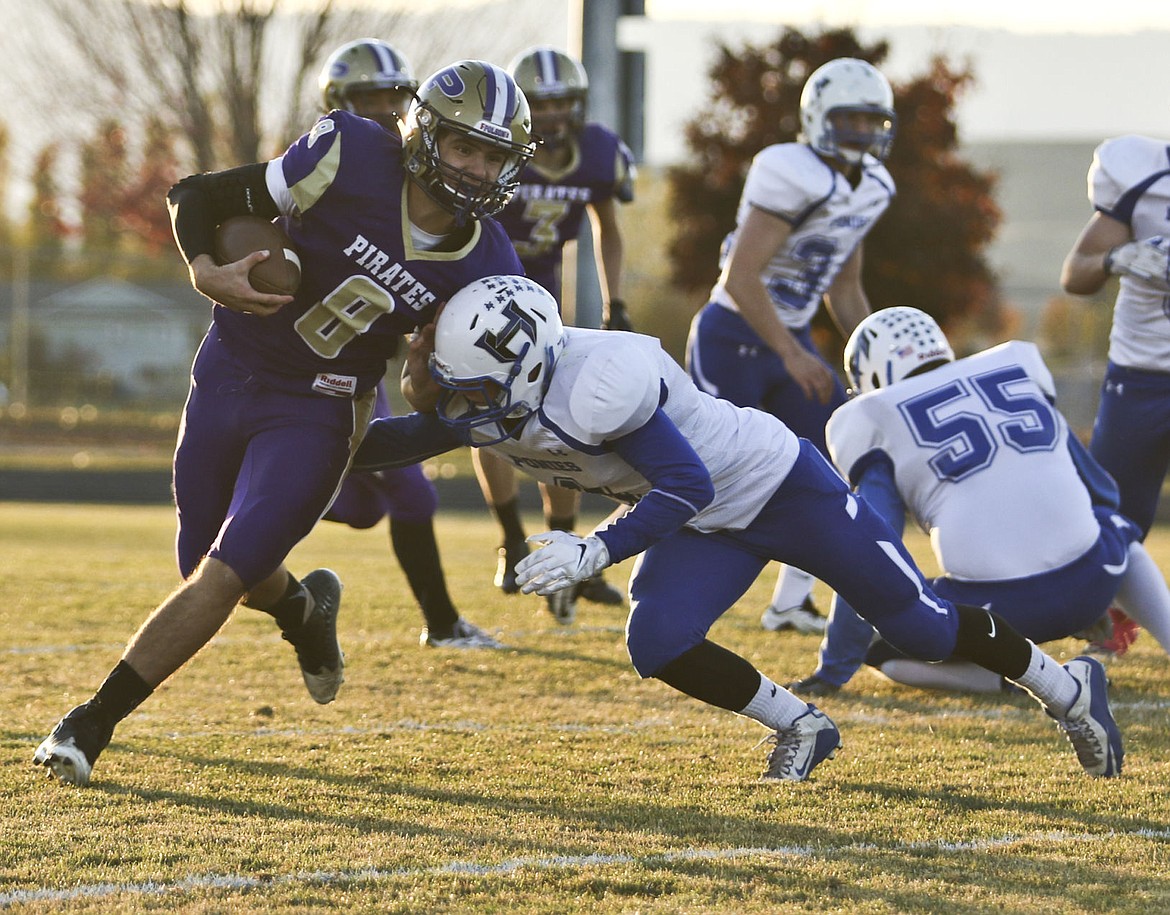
[213,215,302,296]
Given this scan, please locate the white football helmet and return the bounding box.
[844,307,954,395]
[431,275,566,444]
[800,58,896,165]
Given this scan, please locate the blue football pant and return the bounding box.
[812,506,1139,686]
[1090,361,1170,537]
[685,302,846,453]
[624,440,959,677]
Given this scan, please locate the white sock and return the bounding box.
[879,659,1005,693]
[770,565,815,612]
[1013,644,1077,716]
[739,674,812,730]
[1115,542,1170,654]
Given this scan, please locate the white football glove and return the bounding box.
[515,531,611,596]
[1105,236,1170,290]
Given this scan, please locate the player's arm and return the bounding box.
[400,322,441,413]
[352,411,464,472]
[588,197,630,330]
[852,452,906,538]
[515,406,714,596]
[1066,432,1121,509]
[722,205,836,403]
[1061,212,1131,295]
[823,245,871,338]
[592,407,715,563]
[167,162,291,316]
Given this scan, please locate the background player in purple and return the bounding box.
[315,39,500,650]
[685,58,896,641]
[473,46,637,624]
[1061,135,1170,657]
[354,275,1124,782]
[33,60,534,786]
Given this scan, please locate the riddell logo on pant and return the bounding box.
[312,373,357,397]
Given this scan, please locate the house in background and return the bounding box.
[30,278,208,402]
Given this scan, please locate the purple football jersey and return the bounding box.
[495,123,634,299]
[211,110,523,396]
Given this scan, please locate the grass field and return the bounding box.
[2,501,1168,913]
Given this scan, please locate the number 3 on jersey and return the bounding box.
[295,275,396,358]
[898,365,1058,483]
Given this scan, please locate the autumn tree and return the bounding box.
[667,27,1003,356]
[0,124,13,254]
[25,143,69,270]
[119,118,183,256]
[79,120,129,252]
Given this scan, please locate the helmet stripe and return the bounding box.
[483,63,516,123]
[370,42,397,77]
[536,48,558,86]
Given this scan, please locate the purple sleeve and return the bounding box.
[352,412,466,472]
[593,407,715,563]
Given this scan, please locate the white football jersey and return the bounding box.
[709,142,894,329]
[826,341,1099,581]
[474,328,801,532]
[1089,135,1170,370]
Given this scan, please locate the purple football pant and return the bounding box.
[173,333,374,589]
[324,383,438,529]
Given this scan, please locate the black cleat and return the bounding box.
[575,573,624,606]
[786,674,840,698]
[33,700,114,787]
[285,569,345,704]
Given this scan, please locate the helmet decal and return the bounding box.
[430,276,565,444]
[431,68,467,99]
[474,299,539,363]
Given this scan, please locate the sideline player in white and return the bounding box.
[354,275,1124,781]
[788,307,1170,694]
[685,57,896,638]
[1061,135,1170,655]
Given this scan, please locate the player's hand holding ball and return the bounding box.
[192,215,302,316]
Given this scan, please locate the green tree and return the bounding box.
[666,27,1003,351]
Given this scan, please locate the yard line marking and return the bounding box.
[3,831,1167,908]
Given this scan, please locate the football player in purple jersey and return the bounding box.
[475,46,638,623]
[33,60,534,787]
[1061,135,1170,657]
[352,275,1124,782]
[315,39,501,650]
[685,58,897,646]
